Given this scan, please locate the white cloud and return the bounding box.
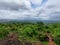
[0,0,60,21]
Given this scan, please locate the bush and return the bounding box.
[38,34,48,42]
[55,35,60,45]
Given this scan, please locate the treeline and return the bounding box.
[0,22,60,45]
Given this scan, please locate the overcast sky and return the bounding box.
[0,0,60,21]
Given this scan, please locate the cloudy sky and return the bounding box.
[0,0,60,21]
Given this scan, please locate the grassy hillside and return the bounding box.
[0,22,60,45]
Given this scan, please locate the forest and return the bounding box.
[0,22,60,45]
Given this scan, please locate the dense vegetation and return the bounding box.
[0,22,60,45]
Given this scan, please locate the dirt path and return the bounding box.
[46,33,55,45]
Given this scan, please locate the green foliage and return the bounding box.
[0,22,60,45]
[38,34,48,41]
[55,35,60,45]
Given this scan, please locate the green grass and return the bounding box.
[43,42,48,45]
[0,22,60,44]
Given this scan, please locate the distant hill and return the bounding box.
[0,19,60,23]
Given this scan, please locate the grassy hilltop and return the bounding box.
[0,22,60,45]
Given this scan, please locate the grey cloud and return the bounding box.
[0,2,29,11]
[0,0,60,21]
[49,12,60,20]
